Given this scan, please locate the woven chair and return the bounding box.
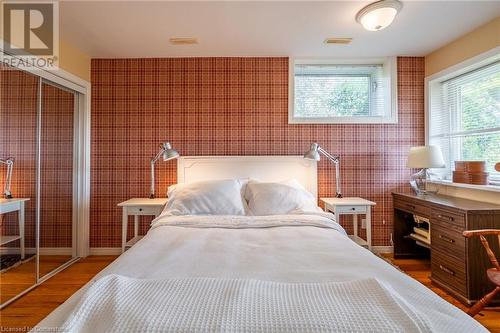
[462,229,500,316]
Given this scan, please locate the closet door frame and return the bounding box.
[37,79,80,282]
[0,49,90,308]
[1,48,91,259]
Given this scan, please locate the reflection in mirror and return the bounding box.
[0,64,38,306]
[38,82,76,278]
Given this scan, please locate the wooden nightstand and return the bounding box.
[118,198,167,253]
[321,197,376,250]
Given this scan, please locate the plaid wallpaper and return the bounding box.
[91,57,424,248]
[40,84,74,247]
[0,67,74,248]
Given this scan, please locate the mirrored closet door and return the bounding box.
[0,64,39,306]
[39,81,77,278]
[0,63,81,308]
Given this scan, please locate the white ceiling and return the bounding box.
[60,1,500,58]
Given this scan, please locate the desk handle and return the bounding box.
[437,214,454,221]
[439,234,455,244]
[439,264,455,276]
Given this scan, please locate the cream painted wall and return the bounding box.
[425,17,500,77]
[425,17,500,203]
[59,40,91,81]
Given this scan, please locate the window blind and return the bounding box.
[294,64,387,118]
[429,61,500,181]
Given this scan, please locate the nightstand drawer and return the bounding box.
[333,205,367,214]
[126,206,162,215]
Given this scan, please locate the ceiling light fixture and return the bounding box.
[355,0,402,31]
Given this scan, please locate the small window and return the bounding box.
[289,58,398,124]
[428,57,500,184]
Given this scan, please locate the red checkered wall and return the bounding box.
[91,57,424,247]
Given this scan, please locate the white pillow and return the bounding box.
[245,180,321,216]
[162,179,247,216]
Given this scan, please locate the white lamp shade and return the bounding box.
[406,146,445,169]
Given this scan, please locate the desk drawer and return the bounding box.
[431,224,465,261]
[334,205,367,214]
[431,209,465,228]
[431,249,467,295]
[394,198,430,217]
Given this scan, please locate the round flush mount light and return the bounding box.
[356,0,402,31]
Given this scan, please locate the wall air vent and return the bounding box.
[169,38,198,45]
[324,38,352,45]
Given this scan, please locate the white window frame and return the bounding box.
[288,57,398,124]
[425,46,500,186]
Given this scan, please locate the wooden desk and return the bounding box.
[392,192,500,306]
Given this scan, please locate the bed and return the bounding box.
[36,156,486,332]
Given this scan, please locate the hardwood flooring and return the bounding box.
[0,255,498,332]
[1,255,73,304]
[0,255,117,329]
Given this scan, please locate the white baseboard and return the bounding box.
[89,247,121,255]
[371,246,393,254]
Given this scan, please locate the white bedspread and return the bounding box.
[61,275,432,333]
[36,213,486,332]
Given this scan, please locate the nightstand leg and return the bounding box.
[19,202,25,260]
[134,215,139,240]
[353,214,358,240]
[122,207,128,253]
[366,207,372,251]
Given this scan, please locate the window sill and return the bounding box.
[428,180,500,193]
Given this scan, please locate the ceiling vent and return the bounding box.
[169,38,198,45]
[324,38,352,45]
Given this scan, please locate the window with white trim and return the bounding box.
[428,59,500,185]
[289,58,397,124]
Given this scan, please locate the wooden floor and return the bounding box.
[0,255,117,329]
[1,255,73,304]
[0,255,499,332]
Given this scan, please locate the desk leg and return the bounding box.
[19,202,25,260]
[366,206,372,251]
[353,214,358,241]
[134,215,139,240]
[122,207,128,253]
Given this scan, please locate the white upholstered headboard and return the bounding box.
[177,156,318,198]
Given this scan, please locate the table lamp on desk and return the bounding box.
[406,146,445,195]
